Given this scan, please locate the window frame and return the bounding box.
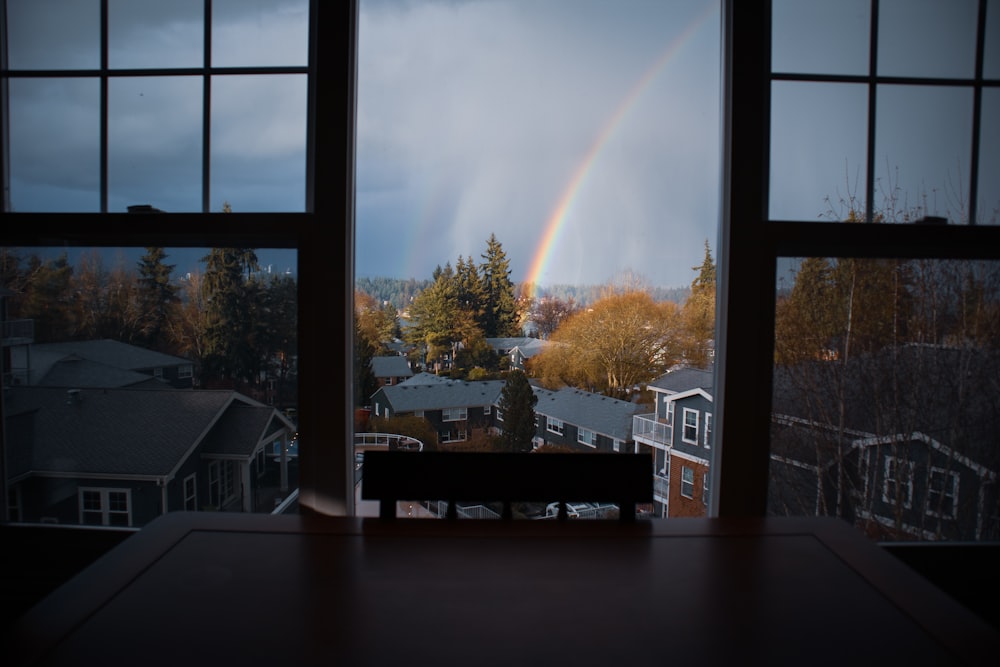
[546,416,564,436]
[441,407,468,422]
[682,408,699,444]
[78,487,132,527]
[680,466,695,499]
[881,455,914,509]
[183,473,198,511]
[577,428,597,448]
[925,466,960,520]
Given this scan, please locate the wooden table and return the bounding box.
[4,513,997,666]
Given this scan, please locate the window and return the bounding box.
[483,405,491,415]
[613,439,622,453]
[680,466,695,499]
[882,456,914,509]
[256,448,267,477]
[666,401,675,425]
[495,409,504,422]
[682,408,699,444]
[926,467,959,520]
[183,474,198,511]
[79,488,131,527]
[179,365,193,379]
[704,413,712,448]
[442,407,467,422]
[546,417,564,436]
[208,460,236,509]
[153,367,163,378]
[702,472,710,505]
[577,428,597,447]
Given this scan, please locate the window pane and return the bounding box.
[5,0,99,70]
[211,0,309,67]
[979,88,1000,225]
[986,0,1000,79]
[770,81,868,221]
[210,75,307,212]
[6,78,101,212]
[108,77,203,212]
[109,0,203,69]
[877,0,978,79]
[874,85,974,224]
[771,257,1000,542]
[1,246,300,526]
[771,0,869,76]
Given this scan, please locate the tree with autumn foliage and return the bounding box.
[530,287,681,399]
[679,240,716,367]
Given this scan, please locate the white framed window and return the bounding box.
[682,408,699,444]
[483,405,491,415]
[442,407,467,422]
[79,488,132,527]
[178,365,193,379]
[882,456,915,509]
[495,409,503,422]
[546,417,564,435]
[577,428,597,447]
[414,410,424,417]
[666,400,674,425]
[612,439,622,453]
[153,367,163,378]
[256,447,267,477]
[680,466,695,499]
[704,413,712,448]
[208,461,237,508]
[183,474,198,511]
[440,430,467,443]
[926,467,960,520]
[702,472,710,506]
[374,402,380,417]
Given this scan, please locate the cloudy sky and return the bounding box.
[6,1,997,288]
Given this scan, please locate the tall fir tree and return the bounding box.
[201,248,261,384]
[479,234,519,337]
[680,240,716,368]
[498,369,538,452]
[136,247,179,350]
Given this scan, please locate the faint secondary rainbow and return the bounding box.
[522,5,715,297]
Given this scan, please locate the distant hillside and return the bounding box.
[356,276,691,310]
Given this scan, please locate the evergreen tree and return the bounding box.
[20,253,74,342]
[479,234,520,337]
[680,240,716,367]
[201,248,261,384]
[498,369,538,452]
[136,247,179,350]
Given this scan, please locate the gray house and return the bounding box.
[5,386,297,527]
[11,339,195,389]
[370,355,413,387]
[529,386,643,454]
[371,378,505,445]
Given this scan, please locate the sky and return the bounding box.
[5,0,998,288]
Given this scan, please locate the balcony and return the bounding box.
[633,414,671,447]
[654,474,669,500]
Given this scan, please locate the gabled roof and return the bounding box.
[31,339,192,370]
[648,366,713,394]
[400,372,454,386]
[532,387,645,441]
[32,355,168,388]
[25,340,192,386]
[201,404,291,458]
[376,379,505,412]
[370,355,413,379]
[4,387,283,480]
[486,337,551,358]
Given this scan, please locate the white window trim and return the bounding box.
[702,472,710,505]
[682,408,699,445]
[546,417,564,435]
[178,365,193,379]
[665,400,674,425]
[577,428,597,448]
[483,405,491,415]
[495,408,503,422]
[442,407,468,422]
[703,413,712,448]
[882,456,914,509]
[925,467,960,520]
[79,487,132,527]
[183,473,198,511]
[680,466,695,499]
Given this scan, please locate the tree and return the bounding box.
[201,248,261,384]
[679,241,716,367]
[498,369,538,452]
[532,296,578,339]
[531,288,681,399]
[479,233,520,337]
[136,247,180,350]
[19,253,74,342]
[405,264,481,371]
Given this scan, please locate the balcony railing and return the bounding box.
[654,475,669,500]
[633,414,671,446]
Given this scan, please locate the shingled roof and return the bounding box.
[25,339,192,387]
[376,379,505,412]
[4,387,284,480]
[648,366,714,394]
[533,386,645,442]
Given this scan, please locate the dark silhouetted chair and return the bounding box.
[361,450,652,521]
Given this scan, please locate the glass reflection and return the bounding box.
[771,0,869,76]
[4,0,99,70]
[979,88,1000,225]
[985,0,1000,79]
[210,75,307,212]
[874,84,973,224]
[7,78,100,212]
[109,0,203,69]
[878,0,977,79]
[108,77,202,213]
[211,0,309,67]
[770,81,868,221]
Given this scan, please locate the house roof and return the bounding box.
[648,366,713,394]
[376,379,505,412]
[26,340,192,386]
[533,387,645,441]
[201,404,287,458]
[399,372,454,386]
[486,337,550,358]
[370,355,413,379]
[4,387,285,480]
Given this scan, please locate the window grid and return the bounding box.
[681,466,695,499]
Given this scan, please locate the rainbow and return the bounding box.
[522,4,717,297]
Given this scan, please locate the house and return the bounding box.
[4,386,297,527]
[370,378,505,445]
[370,355,413,387]
[529,386,643,454]
[632,366,714,518]
[486,337,551,371]
[11,339,195,389]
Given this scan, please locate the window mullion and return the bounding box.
[968,0,988,226]
[864,0,878,224]
[100,0,109,213]
[203,0,212,213]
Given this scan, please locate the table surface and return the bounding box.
[4,513,998,666]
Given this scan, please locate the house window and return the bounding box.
[882,456,914,509]
[702,472,710,506]
[183,474,198,511]
[613,439,622,453]
[704,413,712,448]
[926,467,959,520]
[414,410,424,418]
[682,408,699,444]
[79,488,132,527]
[577,428,597,447]
[666,400,674,425]
[374,402,380,417]
[495,409,503,422]
[256,448,267,477]
[442,407,468,422]
[208,461,237,509]
[680,467,695,499]
[179,365,193,379]
[483,405,491,415]
[546,417,564,436]
[153,367,163,378]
